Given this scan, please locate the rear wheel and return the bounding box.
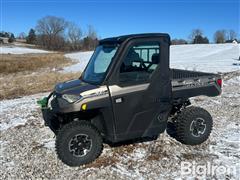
[167,106,212,145]
[56,121,103,166]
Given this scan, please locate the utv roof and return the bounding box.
[99,33,170,44]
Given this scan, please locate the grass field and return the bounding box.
[0,53,79,100]
[0,53,71,74]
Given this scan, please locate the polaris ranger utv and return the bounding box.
[39,33,222,166]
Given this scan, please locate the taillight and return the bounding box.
[217,79,222,87]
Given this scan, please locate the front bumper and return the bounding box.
[39,91,81,132]
[40,106,59,134]
[42,107,55,127]
[39,92,60,133]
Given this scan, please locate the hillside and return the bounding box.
[64,43,240,73]
[0,46,50,54]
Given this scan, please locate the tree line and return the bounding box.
[30,16,98,51]
[0,16,98,51]
[1,16,239,49]
[171,29,238,45]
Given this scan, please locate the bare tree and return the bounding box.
[214,30,227,43]
[68,22,82,50]
[87,25,97,39]
[82,25,98,50]
[36,16,68,50]
[18,32,26,39]
[228,30,237,41]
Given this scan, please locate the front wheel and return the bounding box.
[56,121,103,166]
[167,106,213,145]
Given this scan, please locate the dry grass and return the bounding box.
[0,72,80,100]
[0,53,72,74]
[0,53,78,100]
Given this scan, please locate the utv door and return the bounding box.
[108,37,172,141]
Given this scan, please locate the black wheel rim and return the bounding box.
[190,118,206,137]
[68,134,92,157]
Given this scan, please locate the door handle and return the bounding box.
[115,97,123,104]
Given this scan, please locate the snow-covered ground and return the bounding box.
[64,44,240,73]
[64,51,93,72]
[170,44,240,73]
[0,93,48,131]
[0,46,50,54]
[0,74,239,179]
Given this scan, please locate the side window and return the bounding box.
[119,42,160,84]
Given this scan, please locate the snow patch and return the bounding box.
[0,46,50,54]
[0,93,47,131]
[225,76,240,85]
[42,139,55,150]
[64,51,93,72]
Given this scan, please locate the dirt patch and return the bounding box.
[84,155,119,169]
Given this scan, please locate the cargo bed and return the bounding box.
[171,69,222,99]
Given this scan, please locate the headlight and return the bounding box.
[62,94,81,103]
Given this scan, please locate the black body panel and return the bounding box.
[171,69,222,98]
[55,79,97,95]
[171,68,215,79]
[99,33,170,45]
[173,85,221,98]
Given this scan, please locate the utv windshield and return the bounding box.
[81,44,118,84]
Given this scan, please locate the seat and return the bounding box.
[151,53,160,64]
[121,49,143,72]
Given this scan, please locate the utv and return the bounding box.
[38,33,222,166]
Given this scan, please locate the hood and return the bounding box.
[54,79,97,95]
